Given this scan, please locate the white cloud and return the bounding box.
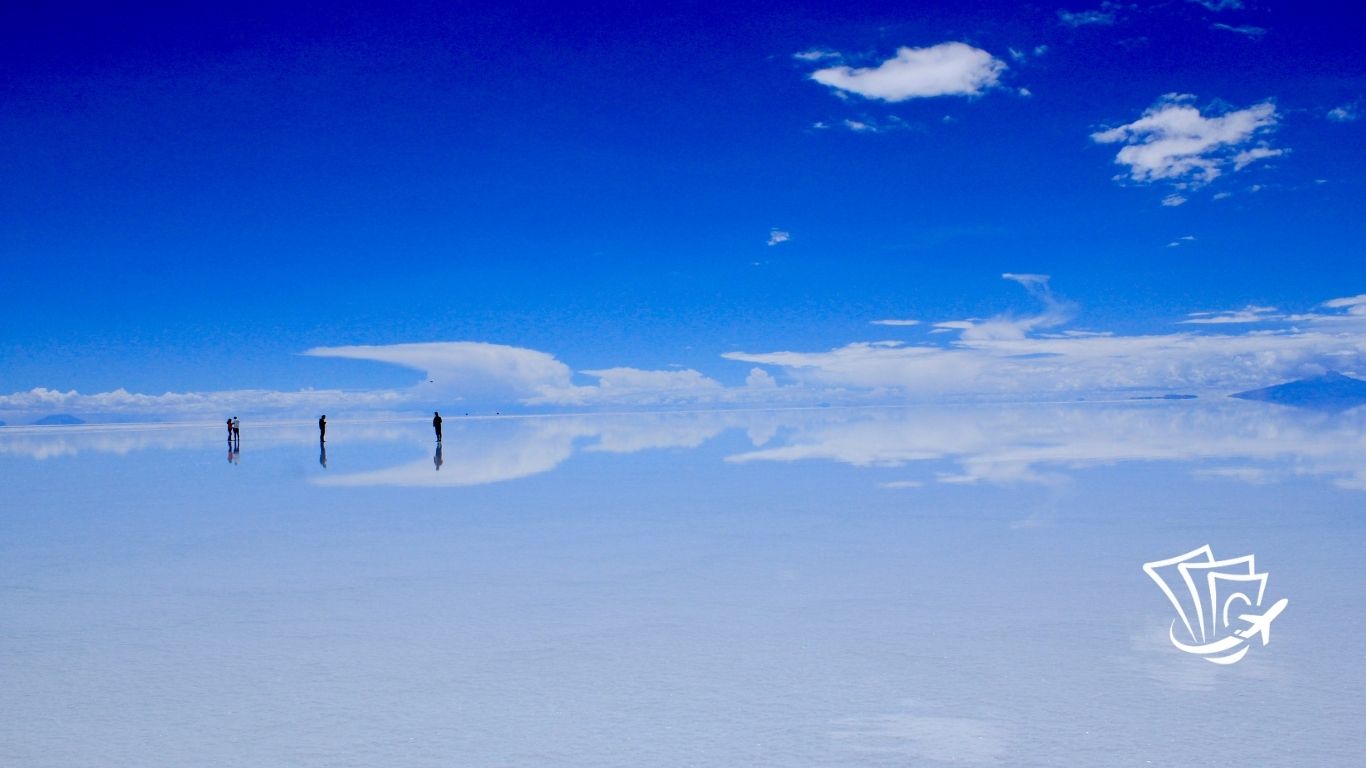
[767,228,791,246]
[1058,8,1115,27]
[871,319,921,327]
[1180,305,1281,324]
[1161,194,1187,206]
[809,42,1006,102]
[306,341,575,401]
[724,326,1366,402]
[1327,105,1359,122]
[723,277,1366,398]
[1091,94,1280,186]
[535,367,726,407]
[745,368,778,390]
[1211,23,1266,38]
[0,386,408,423]
[794,49,839,62]
[303,342,770,409]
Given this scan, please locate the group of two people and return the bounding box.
[225,416,240,443]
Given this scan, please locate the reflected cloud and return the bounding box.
[726,401,1366,490]
[4,402,1365,492]
[313,411,762,487]
[0,421,418,460]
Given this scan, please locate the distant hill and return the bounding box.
[1130,394,1198,401]
[32,414,86,425]
[1231,371,1366,412]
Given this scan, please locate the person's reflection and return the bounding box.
[319,443,328,469]
[228,442,240,465]
[433,442,443,471]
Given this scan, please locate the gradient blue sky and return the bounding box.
[1,0,1363,415]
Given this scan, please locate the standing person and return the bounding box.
[232,416,240,443]
[227,418,234,442]
[318,415,326,443]
[433,411,442,442]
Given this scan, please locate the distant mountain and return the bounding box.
[1130,394,1198,400]
[32,414,86,425]
[1231,372,1366,412]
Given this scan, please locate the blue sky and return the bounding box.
[1,0,1363,418]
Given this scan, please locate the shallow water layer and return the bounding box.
[1,401,1362,766]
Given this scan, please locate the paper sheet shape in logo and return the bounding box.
[1142,545,1288,664]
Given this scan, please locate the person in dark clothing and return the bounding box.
[433,411,443,442]
[319,415,326,442]
[227,418,234,442]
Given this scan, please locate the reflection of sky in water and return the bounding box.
[1,402,1363,765]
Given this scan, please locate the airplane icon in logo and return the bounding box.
[1144,546,1288,665]
[1236,597,1289,645]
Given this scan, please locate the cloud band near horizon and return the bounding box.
[2,278,1364,422]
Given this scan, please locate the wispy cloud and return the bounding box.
[1180,305,1281,324]
[936,272,1074,341]
[1232,146,1284,170]
[871,319,921,327]
[809,42,1007,102]
[1008,45,1049,63]
[1187,0,1243,10]
[1058,8,1116,27]
[1327,104,1359,122]
[793,49,839,62]
[832,115,917,134]
[1091,94,1281,188]
[767,228,791,246]
[1323,294,1366,314]
[1161,194,1187,206]
[1211,23,1266,39]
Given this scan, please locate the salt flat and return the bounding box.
[1,401,1362,766]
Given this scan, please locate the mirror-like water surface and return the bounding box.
[2,401,1362,766]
